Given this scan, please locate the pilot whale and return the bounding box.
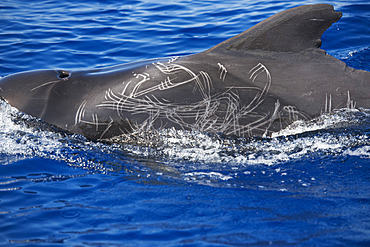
[0,4,369,140]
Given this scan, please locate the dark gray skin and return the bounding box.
[0,4,369,140]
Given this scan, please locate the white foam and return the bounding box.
[343,146,370,158]
[272,108,365,137]
[1,100,369,171]
[0,100,117,173]
[0,101,62,162]
[140,108,370,166]
[184,172,233,181]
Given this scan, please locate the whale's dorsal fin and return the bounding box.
[208,4,342,53]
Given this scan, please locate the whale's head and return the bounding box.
[0,69,72,118]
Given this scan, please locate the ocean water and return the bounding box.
[0,0,369,246]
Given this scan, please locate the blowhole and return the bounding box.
[57,70,70,79]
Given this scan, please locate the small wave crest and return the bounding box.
[329,47,369,71]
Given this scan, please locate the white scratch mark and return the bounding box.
[31,80,59,91]
[75,100,87,125]
[217,63,227,81]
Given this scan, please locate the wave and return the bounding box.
[119,108,370,164]
[0,99,369,188]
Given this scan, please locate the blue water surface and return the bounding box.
[0,0,369,246]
